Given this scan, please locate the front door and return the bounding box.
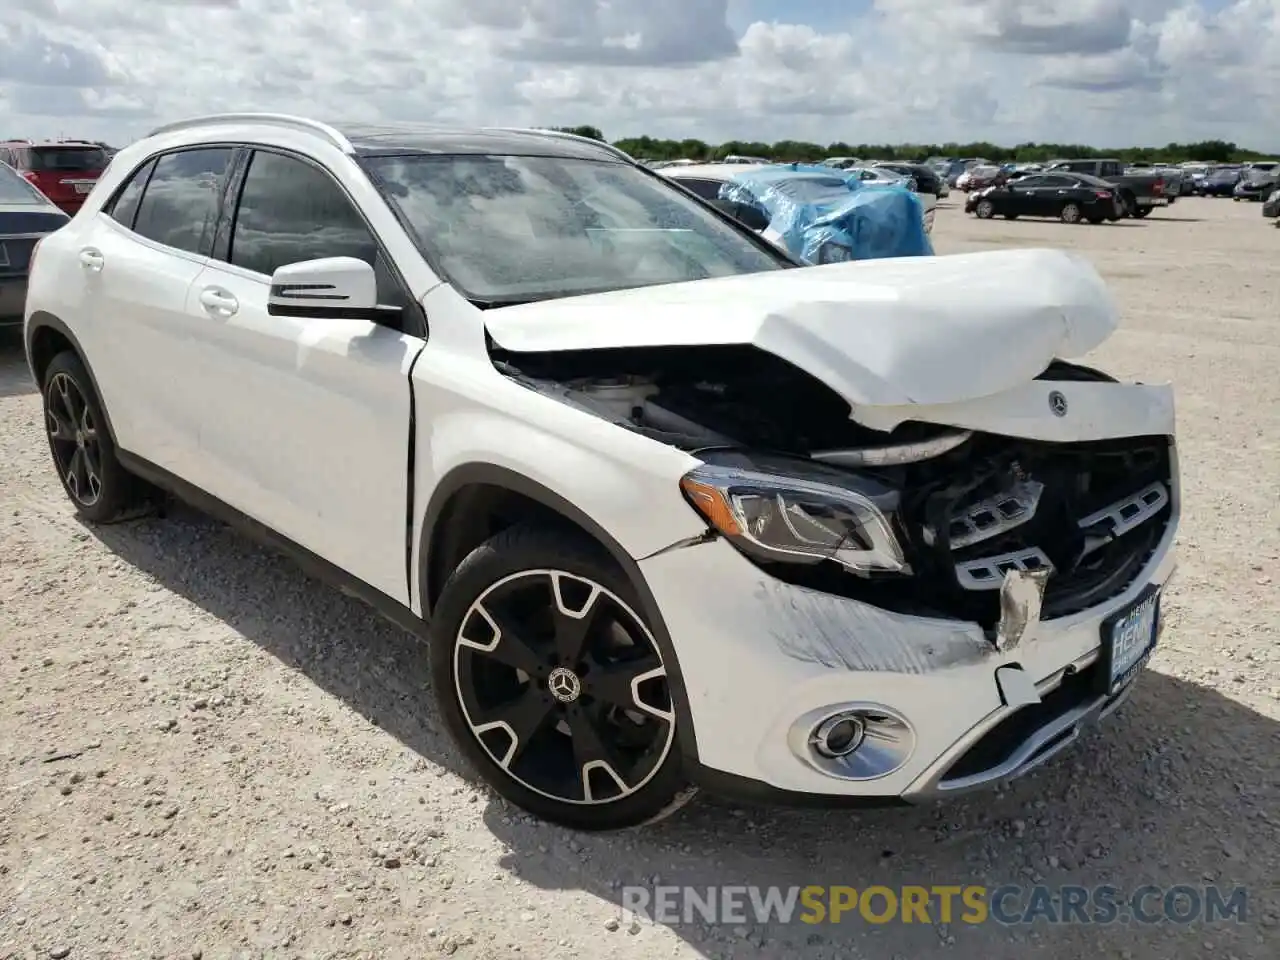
[186,147,426,603]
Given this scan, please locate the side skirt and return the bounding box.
[115,450,431,642]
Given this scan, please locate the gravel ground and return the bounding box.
[2,196,1278,960]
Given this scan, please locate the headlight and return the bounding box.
[678,453,907,575]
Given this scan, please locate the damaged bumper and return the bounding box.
[640,476,1178,805]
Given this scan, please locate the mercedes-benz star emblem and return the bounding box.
[1048,390,1068,417]
[548,667,582,704]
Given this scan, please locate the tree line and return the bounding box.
[550,128,1272,165]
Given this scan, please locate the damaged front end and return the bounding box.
[489,342,1177,648]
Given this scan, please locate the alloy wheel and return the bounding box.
[453,569,675,806]
[45,371,103,507]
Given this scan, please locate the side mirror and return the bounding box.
[268,257,379,320]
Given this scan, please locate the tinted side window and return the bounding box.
[105,158,156,229]
[132,148,233,255]
[230,151,376,275]
[673,178,725,201]
[1015,177,1045,188]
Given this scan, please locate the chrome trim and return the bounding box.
[956,546,1054,590]
[948,479,1043,548]
[1078,481,1169,538]
[787,703,916,781]
[902,648,1145,801]
[145,113,354,153]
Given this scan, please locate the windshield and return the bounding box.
[0,163,47,203]
[28,146,109,172]
[365,154,789,303]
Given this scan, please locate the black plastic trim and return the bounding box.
[23,311,119,441]
[418,462,701,761]
[403,343,427,597]
[115,450,430,641]
[687,761,911,809]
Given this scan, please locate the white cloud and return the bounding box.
[0,0,1276,149]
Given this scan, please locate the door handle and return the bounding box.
[199,287,238,317]
[78,248,104,271]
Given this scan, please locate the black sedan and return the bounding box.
[873,162,945,197]
[1,161,71,326]
[965,172,1123,224]
[1198,167,1241,196]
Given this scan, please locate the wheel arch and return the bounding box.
[25,311,120,445]
[419,462,701,760]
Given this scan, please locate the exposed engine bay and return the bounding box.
[491,343,1174,629]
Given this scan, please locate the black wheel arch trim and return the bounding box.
[24,311,121,446]
[418,462,701,761]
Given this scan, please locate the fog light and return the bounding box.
[811,712,866,758]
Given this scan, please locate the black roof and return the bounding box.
[336,123,626,162]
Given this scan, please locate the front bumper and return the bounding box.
[643,465,1179,805]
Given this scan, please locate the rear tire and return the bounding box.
[429,523,694,831]
[1131,206,1151,218]
[40,351,154,524]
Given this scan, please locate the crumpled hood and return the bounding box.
[484,247,1118,408]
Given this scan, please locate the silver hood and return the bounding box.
[483,248,1118,408]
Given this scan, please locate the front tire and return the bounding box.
[975,199,995,219]
[40,351,152,523]
[1060,202,1083,224]
[430,523,693,831]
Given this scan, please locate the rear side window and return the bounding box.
[228,151,378,276]
[132,148,233,256]
[672,178,725,201]
[29,147,109,171]
[105,158,156,229]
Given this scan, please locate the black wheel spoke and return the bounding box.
[550,574,601,664]
[473,686,557,769]
[465,604,549,677]
[66,448,86,498]
[585,655,665,715]
[47,409,75,442]
[567,707,633,800]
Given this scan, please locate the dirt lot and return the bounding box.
[2,197,1278,960]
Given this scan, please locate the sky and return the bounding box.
[1,0,1277,150]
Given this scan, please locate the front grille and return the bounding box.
[903,434,1173,626]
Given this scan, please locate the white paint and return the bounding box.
[24,114,1182,809]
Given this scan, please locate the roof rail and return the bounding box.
[144,113,353,152]
[486,126,636,163]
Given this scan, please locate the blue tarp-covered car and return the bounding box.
[716,164,934,264]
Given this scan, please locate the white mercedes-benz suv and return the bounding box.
[23,115,1178,831]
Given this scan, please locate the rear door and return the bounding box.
[73,147,235,476]
[185,147,426,602]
